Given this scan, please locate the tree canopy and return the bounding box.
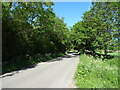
[70,2,119,55]
[2,2,69,69]
[2,2,119,73]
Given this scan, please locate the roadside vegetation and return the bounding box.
[75,52,119,88]
[72,2,119,88]
[3,53,65,74]
[2,2,70,74]
[2,1,119,88]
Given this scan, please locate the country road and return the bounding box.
[1,53,79,88]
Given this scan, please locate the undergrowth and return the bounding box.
[75,53,118,88]
[2,53,65,74]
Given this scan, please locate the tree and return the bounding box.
[71,2,119,56]
[2,2,69,69]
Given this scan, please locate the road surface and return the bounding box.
[1,53,79,88]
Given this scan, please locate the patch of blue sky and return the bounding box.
[52,2,92,27]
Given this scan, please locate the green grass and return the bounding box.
[75,54,118,88]
[108,52,120,56]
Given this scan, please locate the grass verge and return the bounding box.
[75,53,118,88]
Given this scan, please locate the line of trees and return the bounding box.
[2,2,70,72]
[70,2,119,57]
[2,2,119,73]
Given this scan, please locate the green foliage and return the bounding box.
[75,54,118,88]
[2,2,69,73]
[2,2,119,76]
[108,52,120,56]
[70,2,119,55]
[2,52,65,74]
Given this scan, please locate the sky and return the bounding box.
[52,2,92,27]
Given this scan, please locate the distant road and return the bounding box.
[2,53,79,88]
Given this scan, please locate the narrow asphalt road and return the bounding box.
[2,53,79,88]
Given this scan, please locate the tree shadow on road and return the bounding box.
[1,64,37,78]
[1,53,79,78]
[46,53,79,63]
